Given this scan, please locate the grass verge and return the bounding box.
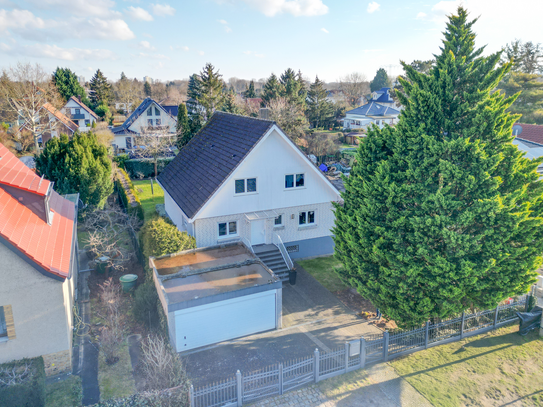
[45,375,82,407]
[391,324,543,406]
[297,256,347,292]
[98,341,136,401]
[132,179,164,222]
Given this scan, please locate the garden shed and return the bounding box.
[151,242,282,352]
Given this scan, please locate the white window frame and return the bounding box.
[285,173,305,190]
[298,210,316,227]
[0,306,7,339]
[218,221,238,238]
[234,177,258,195]
[274,214,283,228]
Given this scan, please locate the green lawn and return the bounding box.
[45,375,82,407]
[391,325,543,406]
[98,342,136,401]
[132,179,164,222]
[297,256,348,292]
[77,229,90,249]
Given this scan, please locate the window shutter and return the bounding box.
[3,305,15,340]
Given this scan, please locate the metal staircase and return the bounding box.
[253,244,291,282]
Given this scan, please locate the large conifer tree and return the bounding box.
[334,7,543,328]
[307,76,334,128]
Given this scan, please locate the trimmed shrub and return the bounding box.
[140,217,196,263]
[0,357,46,407]
[124,158,174,179]
[115,168,144,221]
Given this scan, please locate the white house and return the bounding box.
[61,96,98,132]
[157,112,343,280]
[342,87,400,130]
[112,97,177,150]
[512,123,543,174]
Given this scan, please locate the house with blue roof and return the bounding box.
[342,87,400,131]
[111,97,177,150]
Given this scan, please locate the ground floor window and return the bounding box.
[218,221,237,237]
[0,306,7,338]
[274,215,283,226]
[299,211,315,226]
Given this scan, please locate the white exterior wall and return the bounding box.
[63,99,96,132]
[128,102,176,135]
[0,243,73,364]
[114,135,131,149]
[163,187,193,235]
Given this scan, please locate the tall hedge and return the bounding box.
[124,158,174,179]
[0,357,46,407]
[115,168,144,221]
[140,217,196,263]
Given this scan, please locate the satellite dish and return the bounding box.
[512,124,523,136]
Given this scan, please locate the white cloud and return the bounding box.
[218,19,228,24]
[143,33,153,38]
[125,6,154,21]
[198,50,204,55]
[225,26,232,33]
[321,27,329,33]
[1,43,116,60]
[416,12,427,19]
[0,9,47,40]
[139,41,155,51]
[239,0,328,17]
[367,1,380,13]
[76,18,135,41]
[151,3,176,16]
[25,0,118,17]
[182,46,189,51]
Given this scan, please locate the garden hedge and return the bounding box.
[124,158,174,179]
[115,168,144,221]
[0,357,46,407]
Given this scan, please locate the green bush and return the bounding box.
[113,154,129,170]
[124,158,174,179]
[140,217,196,262]
[0,357,46,407]
[115,168,144,221]
[134,281,161,329]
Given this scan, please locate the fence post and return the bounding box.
[236,370,243,407]
[425,321,430,349]
[360,338,366,369]
[278,363,283,395]
[460,311,466,339]
[314,348,320,383]
[189,384,194,407]
[344,342,349,373]
[383,331,389,362]
[525,295,532,312]
[494,305,499,327]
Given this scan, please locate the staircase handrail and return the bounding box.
[272,233,294,270]
[239,236,255,255]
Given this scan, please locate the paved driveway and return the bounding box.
[182,264,381,387]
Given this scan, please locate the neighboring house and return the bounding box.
[512,123,543,174]
[158,112,342,280]
[0,143,78,376]
[112,97,177,150]
[19,102,78,144]
[115,102,134,114]
[62,96,98,132]
[161,104,179,118]
[342,88,400,130]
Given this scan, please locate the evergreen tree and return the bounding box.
[334,7,543,328]
[52,67,90,106]
[243,80,256,98]
[89,69,112,106]
[220,92,242,115]
[279,68,306,107]
[176,103,192,149]
[261,74,283,105]
[307,76,334,128]
[498,72,543,124]
[502,40,543,74]
[120,72,128,81]
[197,63,224,120]
[369,68,390,92]
[144,81,152,97]
[35,132,113,208]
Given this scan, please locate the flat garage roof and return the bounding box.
[162,262,275,304]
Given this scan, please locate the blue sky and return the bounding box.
[0,0,541,83]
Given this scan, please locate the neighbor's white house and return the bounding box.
[112,97,177,150]
[342,87,401,130]
[158,112,343,267]
[61,97,98,132]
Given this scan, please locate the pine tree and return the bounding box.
[186,74,204,135]
[370,68,390,92]
[53,67,90,106]
[197,63,225,120]
[279,68,306,107]
[35,132,113,208]
[176,103,192,149]
[89,69,113,106]
[120,72,128,81]
[261,74,283,105]
[243,80,256,98]
[334,7,543,328]
[307,76,334,128]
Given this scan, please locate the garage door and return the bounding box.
[175,290,277,352]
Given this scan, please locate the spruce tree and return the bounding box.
[220,92,242,115]
[197,63,225,120]
[144,81,152,97]
[369,68,390,92]
[35,132,113,208]
[186,74,204,135]
[243,80,256,98]
[89,69,112,106]
[176,103,192,149]
[307,76,334,128]
[261,74,283,105]
[279,68,306,107]
[53,67,90,106]
[334,7,543,328]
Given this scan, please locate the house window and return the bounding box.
[85,120,90,126]
[147,108,153,116]
[235,178,257,194]
[274,215,283,227]
[75,108,80,115]
[299,211,315,226]
[156,118,161,126]
[0,306,7,338]
[126,137,132,149]
[218,221,237,237]
[148,119,153,126]
[285,174,304,189]
[155,107,160,116]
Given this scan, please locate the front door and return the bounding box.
[250,219,266,245]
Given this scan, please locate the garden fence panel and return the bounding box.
[242,365,280,404]
[318,347,346,379]
[192,377,237,407]
[282,356,314,392]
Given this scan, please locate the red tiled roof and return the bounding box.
[43,102,79,133]
[0,144,75,279]
[68,96,99,120]
[513,123,543,145]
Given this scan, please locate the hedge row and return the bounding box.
[115,168,144,221]
[124,158,175,179]
[0,357,46,407]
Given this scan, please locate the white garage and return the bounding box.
[151,243,282,353]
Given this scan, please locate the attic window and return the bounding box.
[147,108,153,116]
[155,107,160,116]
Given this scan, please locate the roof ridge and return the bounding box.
[214,110,275,124]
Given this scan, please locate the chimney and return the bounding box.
[258,108,270,120]
[78,95,81,102]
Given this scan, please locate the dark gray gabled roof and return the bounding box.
[111,97,173,135]
[158,111,275,219]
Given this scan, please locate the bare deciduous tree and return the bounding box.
[0,363,34,386]
[268,97,308,141]
[338,72,370,107]
[114,78,143,114]
[134,126,175,177]
[306,132,341,159]
[99,278,123,365]
[0,62,63,153]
